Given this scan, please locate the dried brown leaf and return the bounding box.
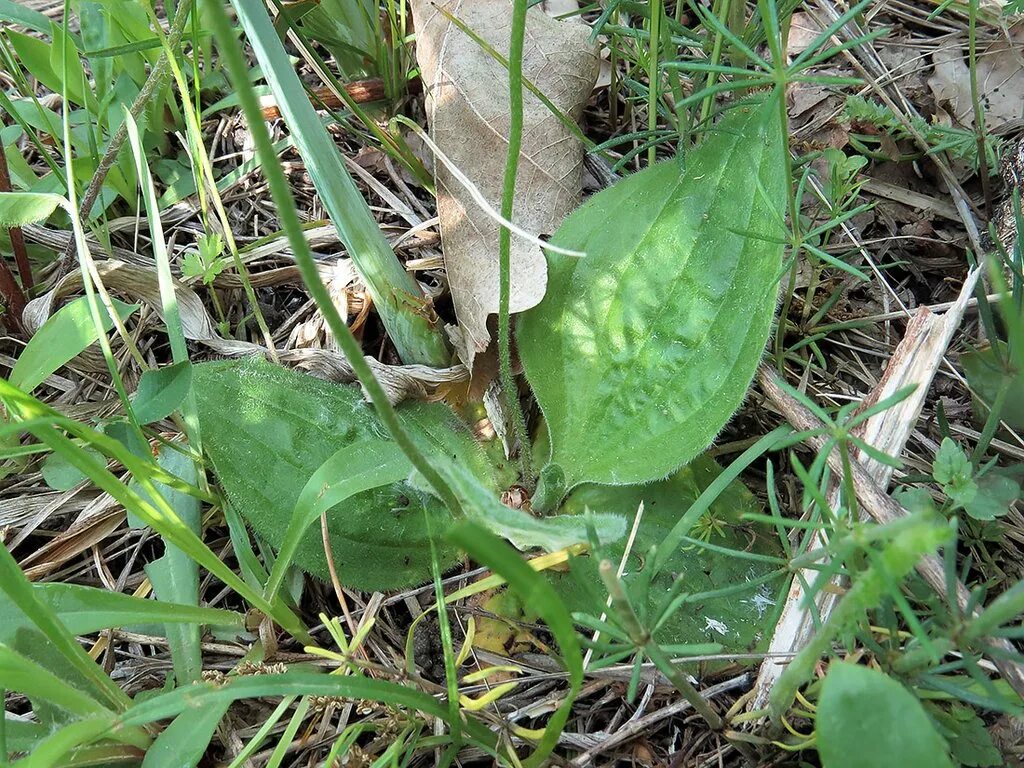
[928,29,1024,132]
[21,260,467,403]
[410,0,599,365]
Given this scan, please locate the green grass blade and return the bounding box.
[118,673,441,727]
[139,446,206,683]
[498,0,533,484]
[0,644,110,721]
[0,383,309,643]
[230,0,449,366]
[32,582,242,634]
[12,716,120,768]
[141,699,230,768]
[205,0,465,521]
[653,426,793,575]
[9,296,137,392]
[446,522,581,767]
[264,438,411,604]
[0,541,132,714]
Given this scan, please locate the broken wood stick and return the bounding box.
[751,266,1024,706]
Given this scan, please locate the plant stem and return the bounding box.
[647,0,662,166]
[967,0,992,215]
[698,0,728,136]
[205,0,465,521]
[499,0,534,488]
[599,560,724,730]
[233,0,450,367]
[56,0,193,276]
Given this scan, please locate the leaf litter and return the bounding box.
[410,0,599,365]
[3,0,1024,765]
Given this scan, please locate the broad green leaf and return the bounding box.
[40,447,103,491]
[519,97,786,495]
[0,381,307,643]
[962,341,1024,430]
[10,297,138,392]
[192,358,495,591]
[3,715,49,756]
[266,438,413,602]
[0,582,106,730]
[49,22,95,110]
[7,27,94,110]
[817,663,955,768]
[964,472,1019,520]
[0,191,63,227]
[549,455,784,650]
[0,0,53,34]
[131,361,193,424]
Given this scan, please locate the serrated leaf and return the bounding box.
[817,663,954,768]
[519,97,786,493]
[0,191,63,228]
[548,455,783,651]
[192,358,495,591]
[934,437,972,487]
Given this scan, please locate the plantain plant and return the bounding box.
[191,87,789,640]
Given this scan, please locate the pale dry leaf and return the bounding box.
[786,12,824,57]
[928,28,1024,131]
[21,260,468,403]
[410,0,599,365]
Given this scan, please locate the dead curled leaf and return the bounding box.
[409,0,599,365]
[928,27,1024,132]
[21,260,468,404]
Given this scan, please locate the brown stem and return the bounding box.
[0,254,26,333]
[0,148,33,292]
[258,78,402,120]
[0,154,27,331]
